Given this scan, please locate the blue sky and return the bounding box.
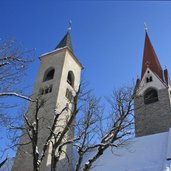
[1,1,171,97]
[1,1,171,158]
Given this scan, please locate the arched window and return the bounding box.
[43,68,55,82]
[144,88,158,104]
[67,71,75,88]
[146,76,153,83]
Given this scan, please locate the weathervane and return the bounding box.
[144,22,148,32]
[68,20,72,32]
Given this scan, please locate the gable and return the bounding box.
[137,68,166,96]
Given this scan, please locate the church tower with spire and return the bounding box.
[134,30,171,137]
[12,28,83,171]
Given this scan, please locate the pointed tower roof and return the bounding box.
[141,31,163,81]
[55,30,73,52]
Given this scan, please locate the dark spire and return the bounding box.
[55,22,73,52]
[141,31,163,81]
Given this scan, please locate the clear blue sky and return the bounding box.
[1,1,171,96]
[1,1,171,158]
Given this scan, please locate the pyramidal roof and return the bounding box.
[55,30,73,52]
[141,32,163,81]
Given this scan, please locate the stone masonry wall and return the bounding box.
[134,88,171,137]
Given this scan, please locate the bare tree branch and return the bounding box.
[0,92,34,102]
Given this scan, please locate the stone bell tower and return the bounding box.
[134,30,171,137]
[12,27,83,171]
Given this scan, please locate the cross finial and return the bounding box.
[144,22,148,32]
[68,20,72,32]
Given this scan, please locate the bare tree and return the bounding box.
[0,37,34,165]
[7,98,44,171]
[8,95,75,171]
[0,157,8,168]
[48,86,134,171]
[73,86,134,171]
[0,37,34,97]
[8,83,97,171]
[0,37,35,123]
[74,92,103,171]
[8,83,134,171]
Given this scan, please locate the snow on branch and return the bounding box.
[0,92,35,102]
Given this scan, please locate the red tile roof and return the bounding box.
[141,32,163,81]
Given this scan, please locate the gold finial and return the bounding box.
[68,20,72,32]
[144,22,148,32]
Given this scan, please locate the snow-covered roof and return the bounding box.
[90,128,171,171]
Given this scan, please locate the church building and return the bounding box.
[12,28,83,171]
[90,31,171,171]
[134,31,171,137]
[11,27,171,171]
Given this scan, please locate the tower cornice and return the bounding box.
[40,47,84,70]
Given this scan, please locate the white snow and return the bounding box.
[36,146,39,154]
[40,46,67,57]
[87,129,171,171]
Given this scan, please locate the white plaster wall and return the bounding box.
[43,49,82,168]
[56,50,81,110]
[12,48,82,171]
[137,68,166,96]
